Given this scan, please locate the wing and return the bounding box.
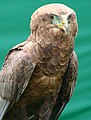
[0,46,35,120]
[49,51,78,120]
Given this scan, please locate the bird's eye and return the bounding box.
[67,14,72,20]
[67,14,72,24]
[68,20,70,24]
[50,14,54,20]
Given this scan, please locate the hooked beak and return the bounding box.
[56,21,68,33]
[50,13,68,33]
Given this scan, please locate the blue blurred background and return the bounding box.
[0,0,91,120]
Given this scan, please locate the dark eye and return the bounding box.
[67,14,72,20]
[67,14,72,24]
[68,20,70,24]
[50,14,54,20]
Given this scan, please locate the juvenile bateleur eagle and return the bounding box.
[0,3,78,120]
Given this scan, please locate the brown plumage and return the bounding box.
[0,3,78,120]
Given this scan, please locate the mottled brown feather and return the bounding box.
[0,3,78,120]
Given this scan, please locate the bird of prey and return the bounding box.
[0,3,78,120]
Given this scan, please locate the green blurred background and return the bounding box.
[0,0,91,120]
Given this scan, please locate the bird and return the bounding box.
[0,3,78,120]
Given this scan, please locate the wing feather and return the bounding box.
[49,51,78,120]
[0,48,35,119]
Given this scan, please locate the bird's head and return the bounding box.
[30,4,78,41]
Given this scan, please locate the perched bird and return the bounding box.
[0,3,78,120]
